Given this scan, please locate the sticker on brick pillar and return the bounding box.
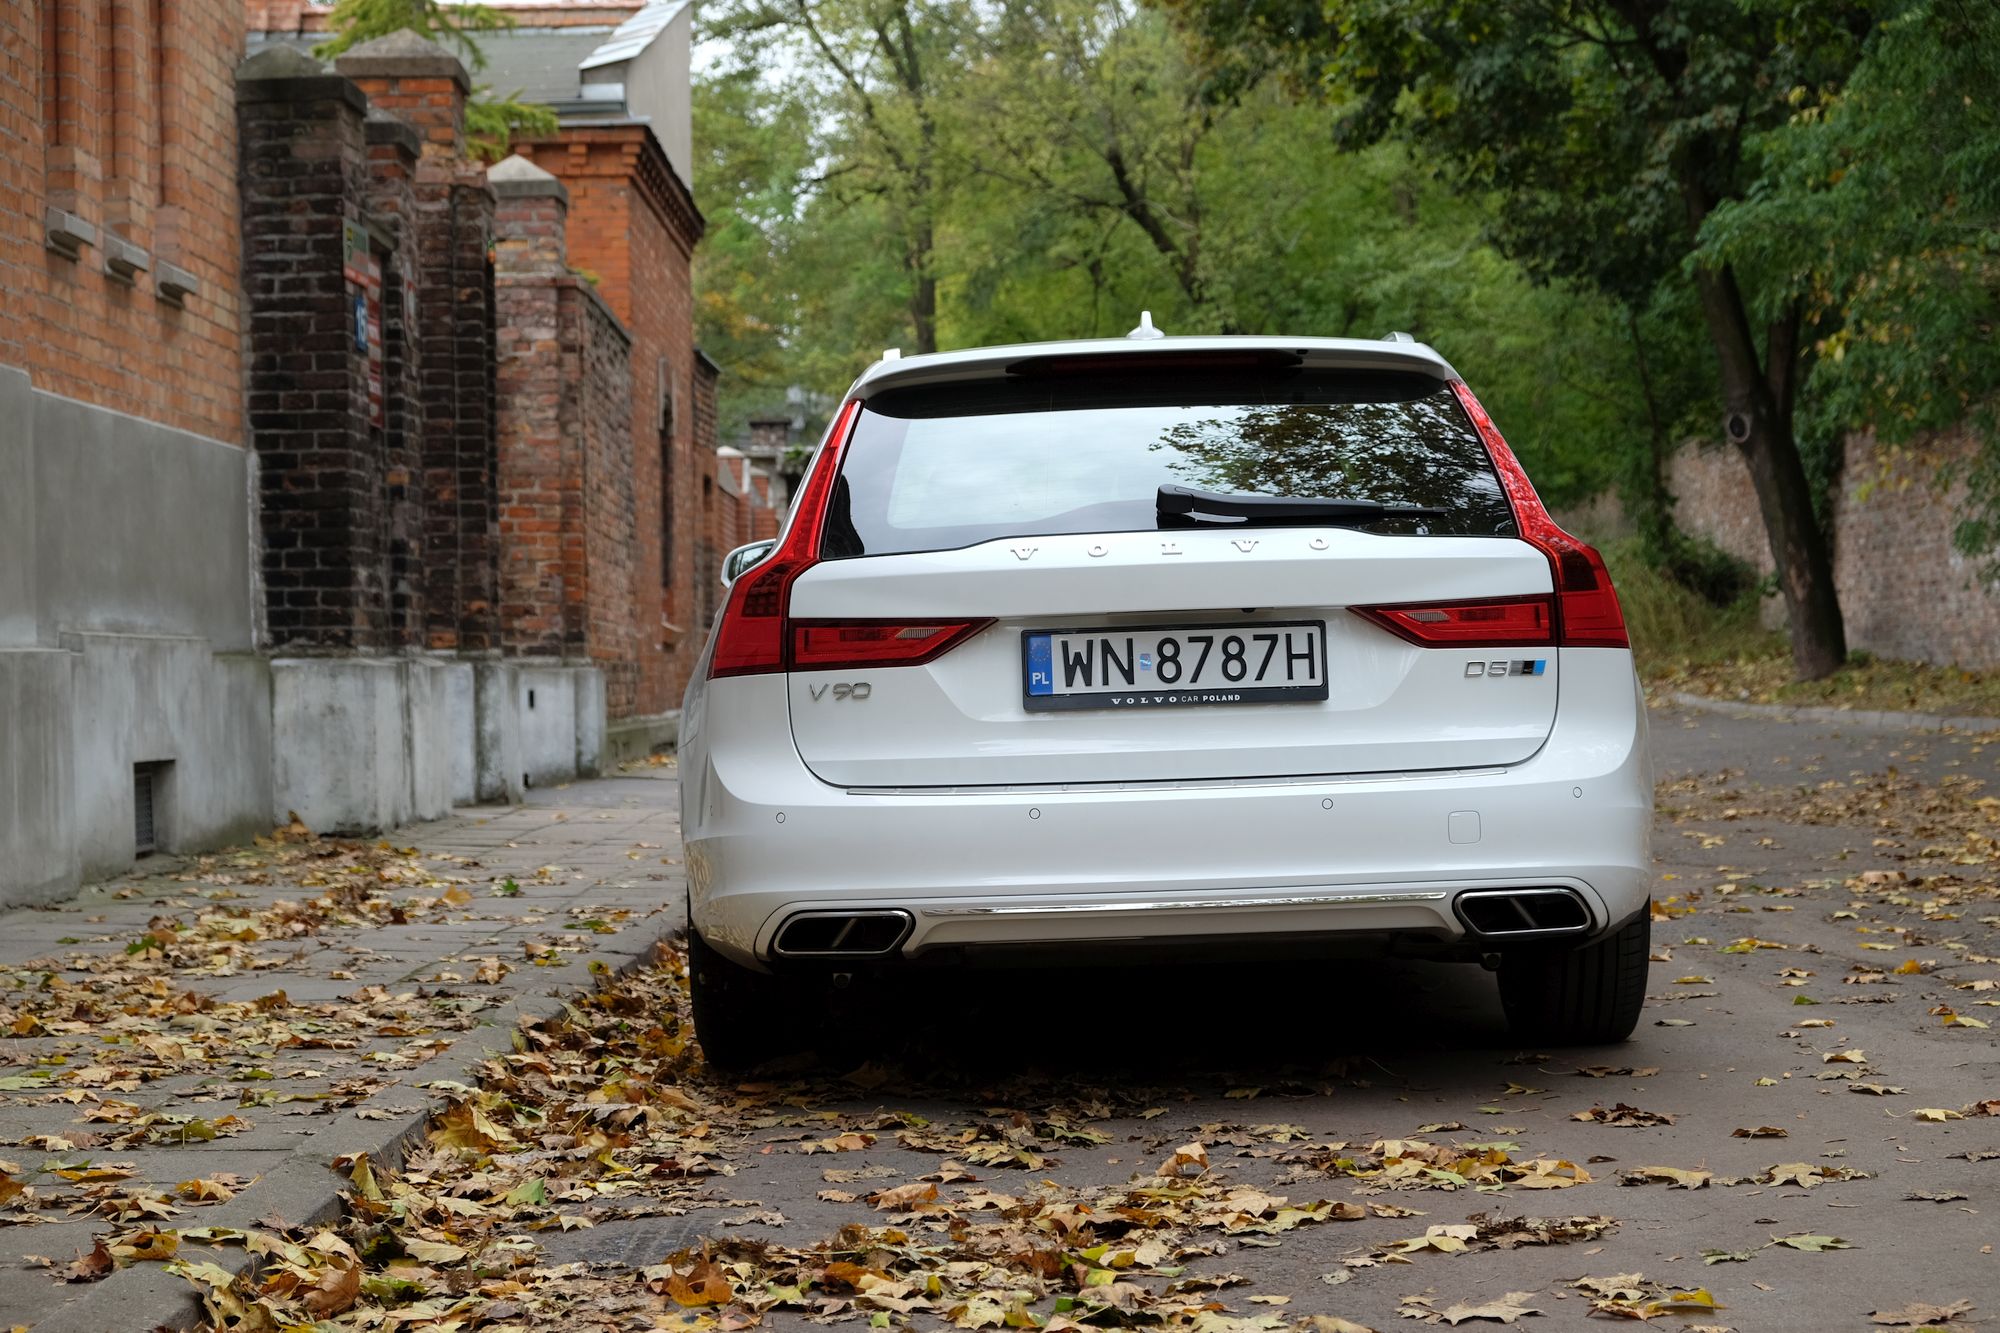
[342,220,372,283]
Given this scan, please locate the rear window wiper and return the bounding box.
[1157,484,1447,528]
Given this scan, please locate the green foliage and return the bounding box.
[1596,538,1774,675]
[1695,0,2000,561]
[1166,0,1882,676]
[316,0,555,164]
[466,91,558,163]
[313,0,509,67]
[692,1,1658,505]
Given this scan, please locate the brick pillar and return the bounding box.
[361,110,429,648]
[491,156,580,659]
[236,46,388,651]
[747,416,789,456]
[335,33,499,653]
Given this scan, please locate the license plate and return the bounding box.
[1022,621,1328,711]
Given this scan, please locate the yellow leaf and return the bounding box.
[401,1237,468,1264]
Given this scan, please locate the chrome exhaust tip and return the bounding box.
[772,910,914,959]
[1454,888,1592,939]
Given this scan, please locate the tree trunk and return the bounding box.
[1624,310,1674,542]
[908,216,938,355]
[1689,265,1846,679]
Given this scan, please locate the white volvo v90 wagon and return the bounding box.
[679,327,1651,1066]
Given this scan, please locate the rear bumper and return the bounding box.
[680,649,1650,969]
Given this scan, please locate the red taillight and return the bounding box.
[1448,380,1630,649]
[708,401,861,679]
[791,620,994,672]
[1353,596,1554,647]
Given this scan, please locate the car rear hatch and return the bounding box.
[784,351,1563,788]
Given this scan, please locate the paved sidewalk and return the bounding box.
[0,767,685,1329]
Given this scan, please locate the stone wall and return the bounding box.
[1666,430,2000,669]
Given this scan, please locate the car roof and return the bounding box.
[847,333,1460,399]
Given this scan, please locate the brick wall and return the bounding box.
[573,283,639,714]
[1667,430,2000,668]
[494,193,573,658]
[362,114,428,646]
[338,41,502,654]
[0,0,244,444]
[515,124,704,718]
[492,156,642,714]
[237,53,384,649]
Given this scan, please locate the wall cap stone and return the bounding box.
[488,154,570,205]
[333,29,472,94]
[237,45,327,80]
[364,107,423,158]
[235,47,368,113]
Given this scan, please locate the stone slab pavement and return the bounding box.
[0,764,688,1330]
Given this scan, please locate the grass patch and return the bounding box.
[1599,539,2000,719]
[1655,651,2000,719]
[1598,539,1779,676]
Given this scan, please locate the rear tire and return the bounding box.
[1498,909,1650,1045]
[687,925,794,1071]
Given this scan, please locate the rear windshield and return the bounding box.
[820,368,1517,559]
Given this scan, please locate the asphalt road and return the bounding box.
[580,701,2000,1331]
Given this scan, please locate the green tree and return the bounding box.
[1696,0,2000,562]
[1167,0,1876,677]
[703,1,987,355]
[694,0,1665,514]
[315,0,557,161]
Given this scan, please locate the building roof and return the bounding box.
[579,0,690,70]
[479,28,619,104]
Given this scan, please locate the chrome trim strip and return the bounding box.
[849,769,1507,797]
[919,890,1450,918]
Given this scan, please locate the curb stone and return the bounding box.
[1666,690,2000,736]
[29,908,686,1333]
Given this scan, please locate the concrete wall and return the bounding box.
[0,367,273,905]
[1667,430,2000,668]
[270,656,605,832]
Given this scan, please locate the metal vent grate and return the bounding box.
[134,762,168,856]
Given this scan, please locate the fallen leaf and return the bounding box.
[64,1238,115,1283]
[1619,1166,1711,1189]
[1871,1299,1976,1325]
[1573,1104,1675,1128]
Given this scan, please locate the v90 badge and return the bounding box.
[809,682,872,701]
[1466,659,1547,678]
